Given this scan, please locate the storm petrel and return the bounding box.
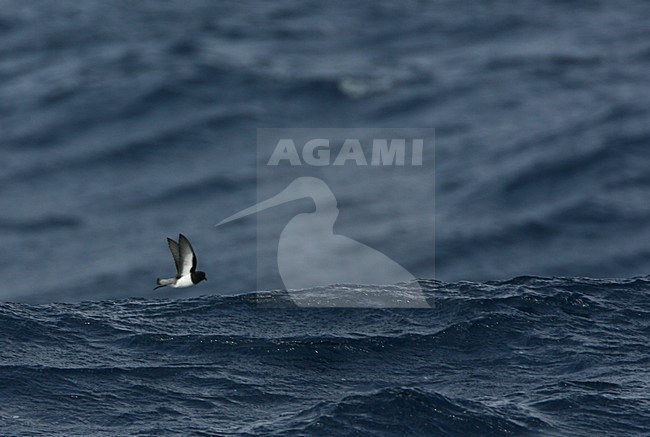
[154,234,207,290]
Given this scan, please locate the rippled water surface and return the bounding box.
[2,278,649,435]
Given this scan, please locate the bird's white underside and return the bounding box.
[171,274,194,288]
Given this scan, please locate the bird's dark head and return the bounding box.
[192,271,207,284]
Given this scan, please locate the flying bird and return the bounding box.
[154,234,207,290]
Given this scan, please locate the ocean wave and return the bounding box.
[1,276,648,435]
[257,387,545,436]
[0,215,82,233]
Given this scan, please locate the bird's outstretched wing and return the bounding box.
[178,233,197,275]
[167,237,183,277]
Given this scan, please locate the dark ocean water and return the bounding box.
[2,0,650,435]
[2,277,650,435]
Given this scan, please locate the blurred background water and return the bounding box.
[1,0,650,303]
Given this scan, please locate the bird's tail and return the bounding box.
[154,277,174,290]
